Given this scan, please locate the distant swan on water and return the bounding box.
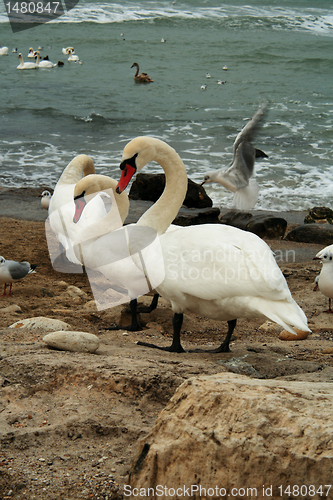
[17,53,38,70]
[68,49,79,62]
[62,46,75,55]
[34,50,55,68]
[0,46,8,56]
[131,62,154,83]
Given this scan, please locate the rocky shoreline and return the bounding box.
[1,187,333,499]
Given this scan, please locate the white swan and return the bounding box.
[68,49,79,62]
[48,155,130,273]
[48,155,96,266]
[201,106,268,211]
[313,245,333,313]
[115,136,310,353]
[62,46,75,55]
[0,46,8,56]
[17,53,38,70]
[27,47,35,58]
[34,50,55,68]
[72,139,186,325]
[73,176,165,329]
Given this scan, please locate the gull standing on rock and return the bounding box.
[313,245,333,313]
[201,105,268,210]
[0,256,37,296]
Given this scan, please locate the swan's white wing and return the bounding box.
[160,224,290,302]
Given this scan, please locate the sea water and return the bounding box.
[0,0,332,211]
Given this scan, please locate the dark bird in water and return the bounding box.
[131,62,154,83]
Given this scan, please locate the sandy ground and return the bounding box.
[1,204,333,499]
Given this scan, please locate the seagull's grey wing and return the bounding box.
[7,260,32,280]
[232,105,267,159]
[221,142,256,189]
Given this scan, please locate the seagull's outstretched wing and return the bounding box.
[232,104,267,161]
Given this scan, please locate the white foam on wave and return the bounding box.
[34,2,330,40]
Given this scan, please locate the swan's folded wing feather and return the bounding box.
[160,225,290,302]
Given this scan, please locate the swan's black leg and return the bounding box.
[106,299,145,331]
[136,293,160,313]
[137,312,186,353]
[189,319,237,353]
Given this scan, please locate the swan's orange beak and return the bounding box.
[73,196,86,223]
[116,161,137,194]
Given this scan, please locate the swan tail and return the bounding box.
[232,179,259,211]
[252,297,311,334]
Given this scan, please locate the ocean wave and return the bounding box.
[0,1,332,39]
[2,2,323,37]
[74,112,115,124]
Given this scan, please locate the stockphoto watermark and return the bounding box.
[165,244,296,283]
[3,0,80,32]
[123,484,332,498]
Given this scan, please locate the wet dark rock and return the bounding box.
[173,206,220,226]
[285,223,333,245]
[126,200,220,226]
[129,173,213,208]
[304,206,333,224]
[219,210,287,239]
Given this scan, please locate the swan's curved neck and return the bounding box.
[35,52,40,64]
[134,64,139,77]
[58,155,95,185]
[137,142,187,234]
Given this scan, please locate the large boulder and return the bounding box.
[219,210,287,239]
[304,206,333,224]
[129,173,213,209]
[128,373,333,499]
[285,223,333,245]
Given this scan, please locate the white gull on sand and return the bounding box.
[313,245,333,313]
[0,256,37,296]
[40,190,52,209]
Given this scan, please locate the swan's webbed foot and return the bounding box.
[136,312,186,353]
[137,340,185,353]
[188,343,231,354]
[106,299,145,331]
